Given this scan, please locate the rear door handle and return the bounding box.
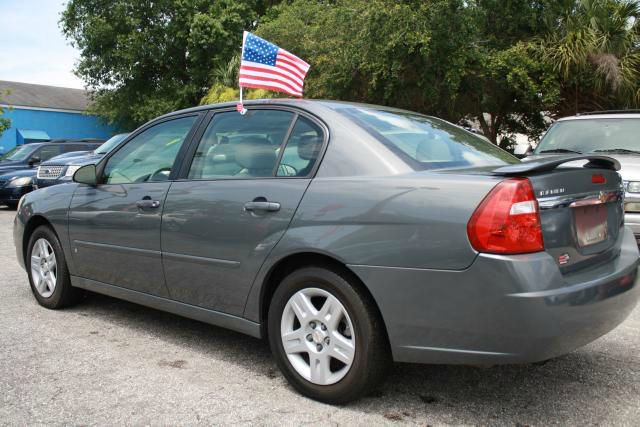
[136,199,161,210]
[244,201,281,212]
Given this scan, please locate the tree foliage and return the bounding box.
[0,90,11,138]
[62,0,640,144]
[61,0,260,129]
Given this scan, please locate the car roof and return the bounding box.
[557,112,640,121]
[157,99,417,121]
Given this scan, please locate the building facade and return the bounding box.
[0,80,116,154]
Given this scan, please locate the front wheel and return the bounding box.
[27,226,82,309]
[268,266,390,404]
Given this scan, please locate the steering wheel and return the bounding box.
[149,167,172,181]
[277,164,298,177]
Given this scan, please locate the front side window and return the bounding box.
[103,116,196,184]
[337,106,518,170]
[188,110,295,179]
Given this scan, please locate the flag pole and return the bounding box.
[237,31,248,115]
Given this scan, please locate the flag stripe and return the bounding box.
[239,75,302,96]
[239,70,303,94]
[276,57,307,79]
[278,50,310,70]
[239,79,303,97]
[240,61,305,86]
[276,59,305,79]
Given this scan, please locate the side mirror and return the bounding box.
[513,144,533,159]
[73,164,98,186]
[29,156,41,166]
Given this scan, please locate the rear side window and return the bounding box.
[188,110,296,179]
[37,146,62,162]
[338,106,518,170]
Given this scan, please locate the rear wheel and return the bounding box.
[268,265,390,404]
[27,226,82,309]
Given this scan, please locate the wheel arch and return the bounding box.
[257,251,390,346]
[22,215,57,265]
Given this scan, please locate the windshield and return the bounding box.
[0,144,39,161]
[339,106,518,170]
[95,133,129,155]
[535,118,640,154]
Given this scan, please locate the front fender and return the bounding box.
[14,184,77,273]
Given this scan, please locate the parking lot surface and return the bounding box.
[1,207,639,425]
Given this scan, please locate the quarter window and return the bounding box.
[276,117,324,177]
[103,116,196,184]
[188,110,295,179]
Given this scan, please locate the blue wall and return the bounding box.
[0,108,116,154]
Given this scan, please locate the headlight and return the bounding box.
[65,165,82,177]
[7,177,33,187]
[627,181,640,193]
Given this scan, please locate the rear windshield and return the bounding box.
[535,118,640,154]
[339,106,518,170]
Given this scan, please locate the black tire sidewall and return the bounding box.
[26,226,72,309]
[268,266,381,404]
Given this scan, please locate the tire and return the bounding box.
[26,225,82,309]
[268,265,390,404]
[5,202,17,210]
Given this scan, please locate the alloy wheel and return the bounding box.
[30,238,57,298]
[280,287,356,385]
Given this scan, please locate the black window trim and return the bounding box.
[94,112,205,185]
[175,105,330,182]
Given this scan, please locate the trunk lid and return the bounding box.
[493,155,624,272]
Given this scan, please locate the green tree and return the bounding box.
[257,0,563,143]
[539,0,640,115]
[0,90,11,138]
[61,0,260,129]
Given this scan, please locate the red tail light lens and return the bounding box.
[467,178,544,254]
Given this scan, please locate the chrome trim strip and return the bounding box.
[74,240,161,258]
[162,251,241,268]
[538,190,624,210]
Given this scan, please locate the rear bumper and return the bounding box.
[350,226,640,365]
[0,186,32,205]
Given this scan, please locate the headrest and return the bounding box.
[235,142,276,170]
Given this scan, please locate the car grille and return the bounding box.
[37,165,65,179]
[0,176,9,188]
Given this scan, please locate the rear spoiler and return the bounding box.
[492,155,620,176]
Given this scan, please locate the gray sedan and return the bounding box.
[13,100,640,404]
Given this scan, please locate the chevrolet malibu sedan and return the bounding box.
[14,100,640,403]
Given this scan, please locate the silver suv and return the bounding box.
[529,111,640,243]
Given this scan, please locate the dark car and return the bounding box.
[0,139,105,208]
[13,100,640,403]
[0,169,37,208]
[36,133,130,189]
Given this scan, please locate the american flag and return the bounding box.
[239,32,310,97]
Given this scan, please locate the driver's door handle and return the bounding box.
[244,201,281,212]
[136,198,161,210]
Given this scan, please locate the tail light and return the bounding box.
[467,178,544,254]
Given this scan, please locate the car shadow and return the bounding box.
[69,291,636,424]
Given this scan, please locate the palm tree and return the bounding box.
[540,0,640,115]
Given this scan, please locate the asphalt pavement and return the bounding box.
[0,207,639,425]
